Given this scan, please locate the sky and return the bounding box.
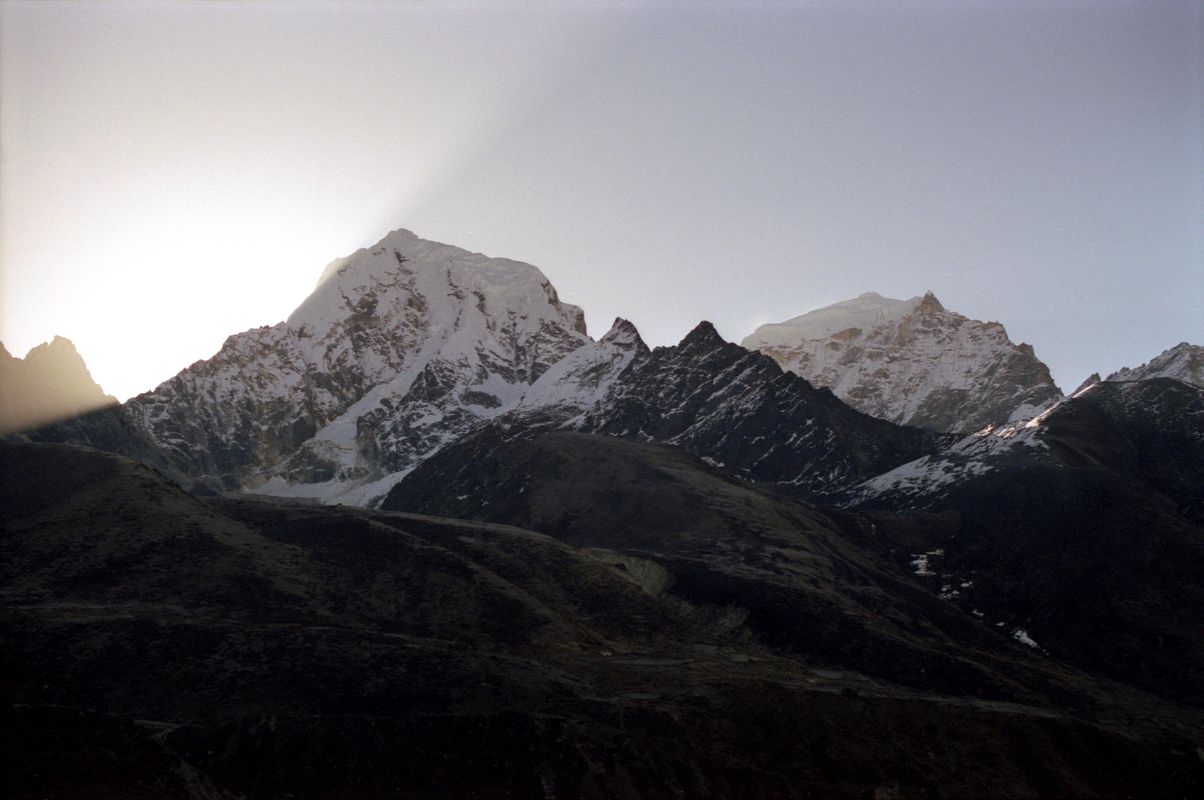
[1,0,1200,401]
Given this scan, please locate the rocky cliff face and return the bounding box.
[742,292,1062,433]
[1107,342,1203,387]
[112,229,589,503]
[0,336,116,434]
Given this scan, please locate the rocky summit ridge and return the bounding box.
[742,291,1063,433]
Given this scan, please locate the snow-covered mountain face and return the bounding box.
[1106,342,1203,388]
[742,292,1062,433]
[122,229,591,504]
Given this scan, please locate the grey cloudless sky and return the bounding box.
[2,0,1200,400]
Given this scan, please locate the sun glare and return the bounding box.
[0,3,613,402]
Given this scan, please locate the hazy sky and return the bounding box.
[2,0,1201,401]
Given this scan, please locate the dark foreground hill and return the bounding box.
[7,437,1193,799]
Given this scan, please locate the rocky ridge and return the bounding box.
[847,378,1204,513]
[556,321,942,497]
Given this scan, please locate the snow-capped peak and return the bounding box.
[599,317,645,348]
[677,320,728,352]
[288,229,585,346]
[121,228,592,506]
[742,291,1061,433]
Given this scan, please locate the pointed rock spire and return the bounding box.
[600,318,648,353]
[916,290,944,314]
[677,320,727,351]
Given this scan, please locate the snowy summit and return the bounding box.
[742,291,1062,433]
[122,229,592,505]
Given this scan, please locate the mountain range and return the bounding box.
[22,228,1191,509]
[4,228,1202,798]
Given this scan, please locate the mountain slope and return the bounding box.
[846,378,1204,706]
[386,429,1037,694]
[742,291,1062,433]
[0,336,116,434]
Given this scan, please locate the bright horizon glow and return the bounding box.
[1,0,610,400]
[2,0,1201,401]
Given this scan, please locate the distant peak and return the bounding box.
[857,291,884,299]
[916,291,944,314]
[1071,373,1101,397]
[604,317,638,335]
[1104,341,1204,388]
[601,318,648,351]
[25,335,82,360]
[49,335,79,351]
[678,320,727,350]
[378,228,419,243]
